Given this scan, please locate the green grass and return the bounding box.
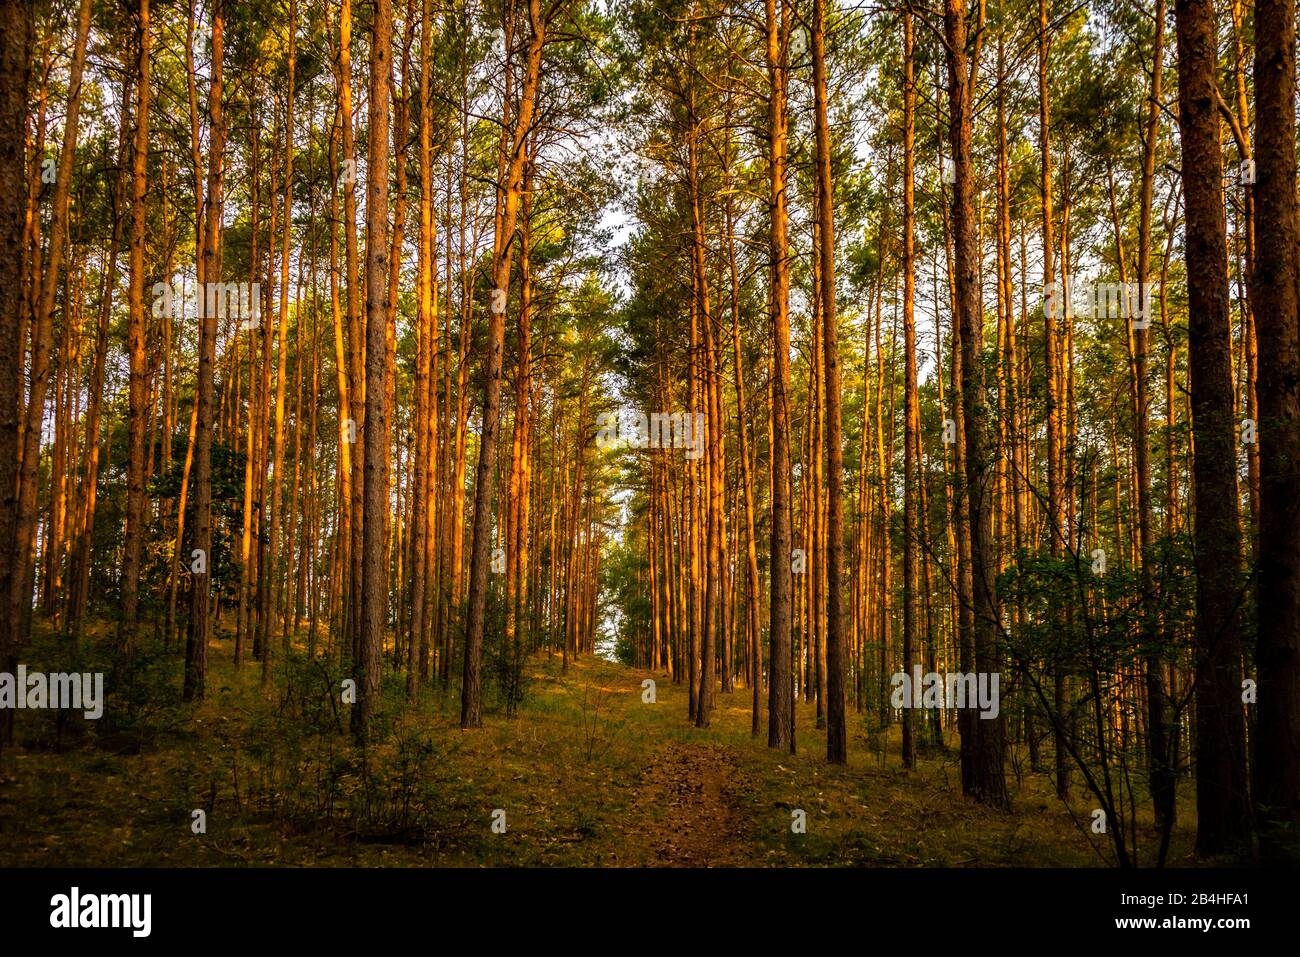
[0,625,1201,867]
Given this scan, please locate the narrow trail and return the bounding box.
[629,740,752,867]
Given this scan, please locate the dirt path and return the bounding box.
[628,740,752,866]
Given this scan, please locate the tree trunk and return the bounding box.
[1037,0,1070,801]
[1252,0,1300,862]
[765,0,793,753]
[355,0,393,744]
[811,0,846,763]
[0,0,31,746]
[264,0,297,688]
[900,7,917,769]
[461,0,544,729]
[121,0,151,648]
[186,0,225,702]
[1133,0,1174,838]
[946,0,1007,809]
[11,0,92,641]
[1174,0,1251,855]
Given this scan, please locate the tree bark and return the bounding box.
[811,0,846,763]
[1252,0,1300,862]
[461,0,544,729]
[946,0,1007,808]
[186,0,225,702]
[11,0,92,641]
[765,0,793,753]
[900,7,917,769]
[355,0,393,744]
[120,0,152,648]
[1174,0,1251,855]
[0,0,31,746]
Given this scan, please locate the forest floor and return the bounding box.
[0,624,1201,867]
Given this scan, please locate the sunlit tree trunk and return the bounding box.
[809,0,845,763]
[121,0,151,647]
[186,0,225,702]
[12,0,91,642]
[341,0,365,667]
[461,0,545,728]
[70,88,129,638]
[409,0,437,694]
[264,0,297,687]
[765,0,793,753]
[900,7,917,769]
[1037,0,1069,801]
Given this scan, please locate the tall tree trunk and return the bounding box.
[0,0,31,746]
[355,0,393,744]
[409,0,437,695]
[236,91,262,664]
[1174,0,1251,855]
[726,163,762,736]
[946,0,1007,809]
[689,100,717,729]
[504,146,534,714]
[187,0,225,702]
[900,7,918,769]
[1229,0,1259,548]
[1037,0,1069,801]
[1133,0,1174,839]
[327,45,353,657]
[1252,0,1300,862]
[121,0,152,648]
[70,94,130,637]
[264,0,297,687]
[11,0,92,640]
[764,0,793,753]
[811,0,846,764]
[342,0,365,668]
[461,0,544,729]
